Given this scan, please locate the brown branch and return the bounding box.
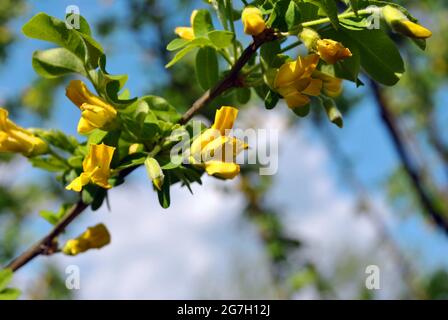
[370,80,448,235]
[179,28,277,124]
[5,29,278,273]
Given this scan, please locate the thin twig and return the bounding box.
[179,29,278,124]
[370,80,448,235]
[5,29,278,273]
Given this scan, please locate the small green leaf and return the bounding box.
[0,288,21,300]
[285,1,301,31]
[192,9,214,38]
[30,156,69,172]
[260,41,281,67]
[265,90,280,110]
[0,269,13,291]
[345,29,404,86]
[34,129,79,153]
[87,129,109,145]
[236,88,251,105]
[292,104,310,117]
[195,47,219,90]
[39,210,61,225]
[157,172,171,208]
[141,96,181,123]
[165,44,197,68]
[32,48,86,78]
[208,30,234,49]
[167,38,190,51]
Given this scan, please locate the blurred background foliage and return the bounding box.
[0,0,447,299]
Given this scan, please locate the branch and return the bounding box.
[370,80,448,235]
[5,29,278,273]
[179,29,277,124]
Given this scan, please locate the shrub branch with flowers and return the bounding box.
[0,0,432,299]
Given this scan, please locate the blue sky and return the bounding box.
[3,0,448,298]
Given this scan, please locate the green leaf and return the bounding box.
[192,9,214,38]
[349,0,359,14]
[32,48,85,78]
[195,47,219,90]
[30,156,69,172]
[305,0,339,29]
[157,172,171,208]
[23,13,103,69]
[236,88,251,104]
[292,105,310,117]
[167,38,190,51]
[165,44,197,68]
[0,269,13,291]
[285,1,301,31]
[141,96,181,123]
[34,129,79,153]
[208,30,234,49]
[87,129,109,145]
[260,40,281,67]
[97,55,135,106]
[344,29,404,86]
[0,288,21,300]
[39,210,61,225]
[320,28,361,84]
[117,152,147,170]
[265,90,280,110]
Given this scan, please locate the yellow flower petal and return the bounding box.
[174,27,195,40]
[63,224,111,256]
[316,39,352,64]
[211,106,239,135]
[274,61,300,88]
[302,78,323,96]
[65,172,91,192]
[204,161,241,179]
[0,108,47,156]
[284,92,310,109]
[396,20,432,39]
[77,117,96,135]
[242,7,266,36]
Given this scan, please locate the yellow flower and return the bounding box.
[242,7,266,36]
[62,223,111,256]
[316,39,352,64]
[190,106,247,179]
[393,20,432,39]
[174,10,198,40]
[382,5,432,39]
[0,108,47,157]
[65,80,117,134]
[66,143,115,192]
[313,71,343,98]
[145,157,164,191]
[274,54,322,109]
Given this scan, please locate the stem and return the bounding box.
[226,0,238,61]
[370,80,448,235]
[301,9,372,28]
[6,201,88,272]
[5,29,278,274]
[279,40,302,53]
[180,28,278,124]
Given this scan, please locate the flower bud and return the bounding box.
[316,39,352,64]
[242,7,266,36]
[299,28,320,51]
[62,224,111,256]
[145,157,164,191]
[0,108,48,157]
[382,5,432,39]
[322,97,343,128]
